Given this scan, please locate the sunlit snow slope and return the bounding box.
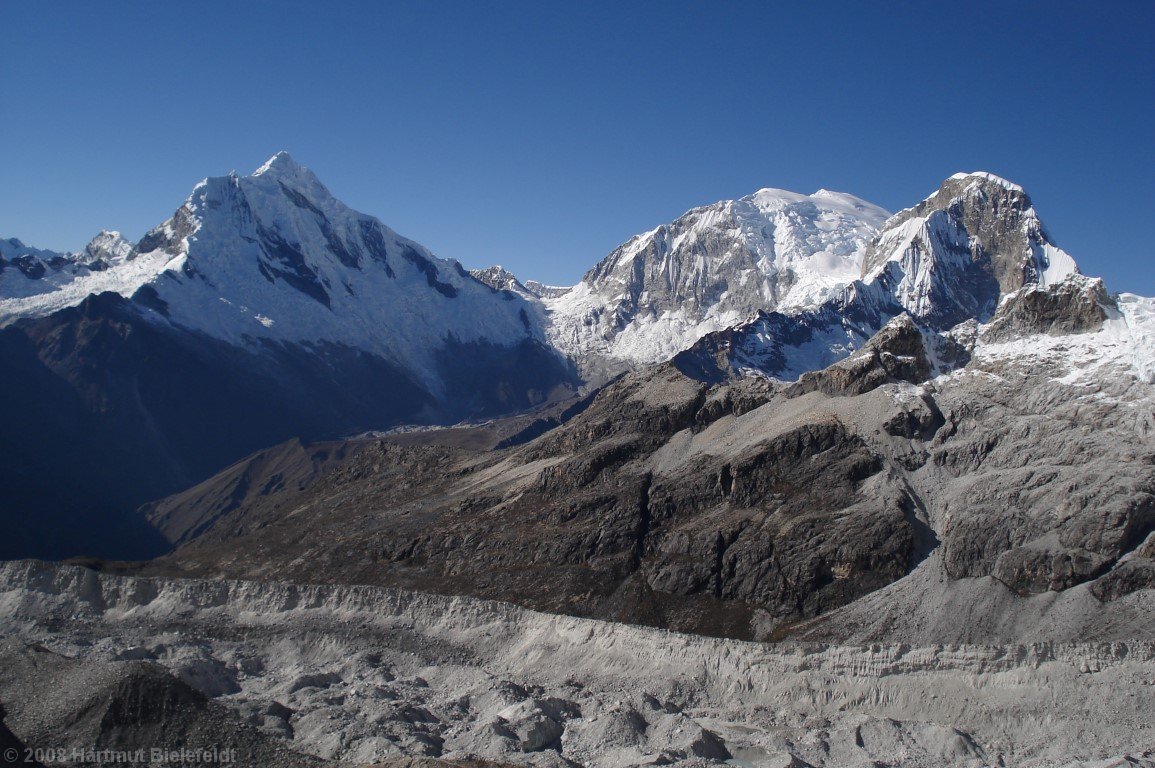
[2,153,554,393]
[541,188,889,374]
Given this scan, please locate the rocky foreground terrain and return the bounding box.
[2,291,1152,765]
[0,561,1152,768]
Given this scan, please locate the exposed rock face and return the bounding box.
[908,285,1154,600]
[926,376,1154,596]
[145,362,932,639]
[787,314,932,397]
[669,303,878,384]
[0,640,325,767]
[470,267,571,303]
[1090,533,1155,602]
[861,172,1078,327]
[981,274,1111,342]
[470,266,531,295]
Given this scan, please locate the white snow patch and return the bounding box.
[977,292,1155,388]
[948,171,1025,193]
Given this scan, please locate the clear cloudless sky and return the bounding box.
[1,1,1152,292]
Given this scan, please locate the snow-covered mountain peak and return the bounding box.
[810,189,892,218]
[861,173,1079,327]
[253,150,303,178]
[471,265,528,293]
[544,185,891,376]
[748,187,809,207]
[121,156,553,389]
[248,152,341,206]
[2,154,556,394]
[83,230,134,265]
[469,265,570,302]
[743,188,889,221]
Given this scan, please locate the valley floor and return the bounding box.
[0,561,1152,768]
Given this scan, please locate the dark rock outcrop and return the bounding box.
[1090,535,1155,602]
[788,314,932,397]
[981,275,1111,343]
[0,702,44,768]
[145,364,922,639]
[0,641,323,767]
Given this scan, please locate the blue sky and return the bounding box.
[2,1,1152,292]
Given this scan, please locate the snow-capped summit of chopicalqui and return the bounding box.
[666,171,1113,388]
